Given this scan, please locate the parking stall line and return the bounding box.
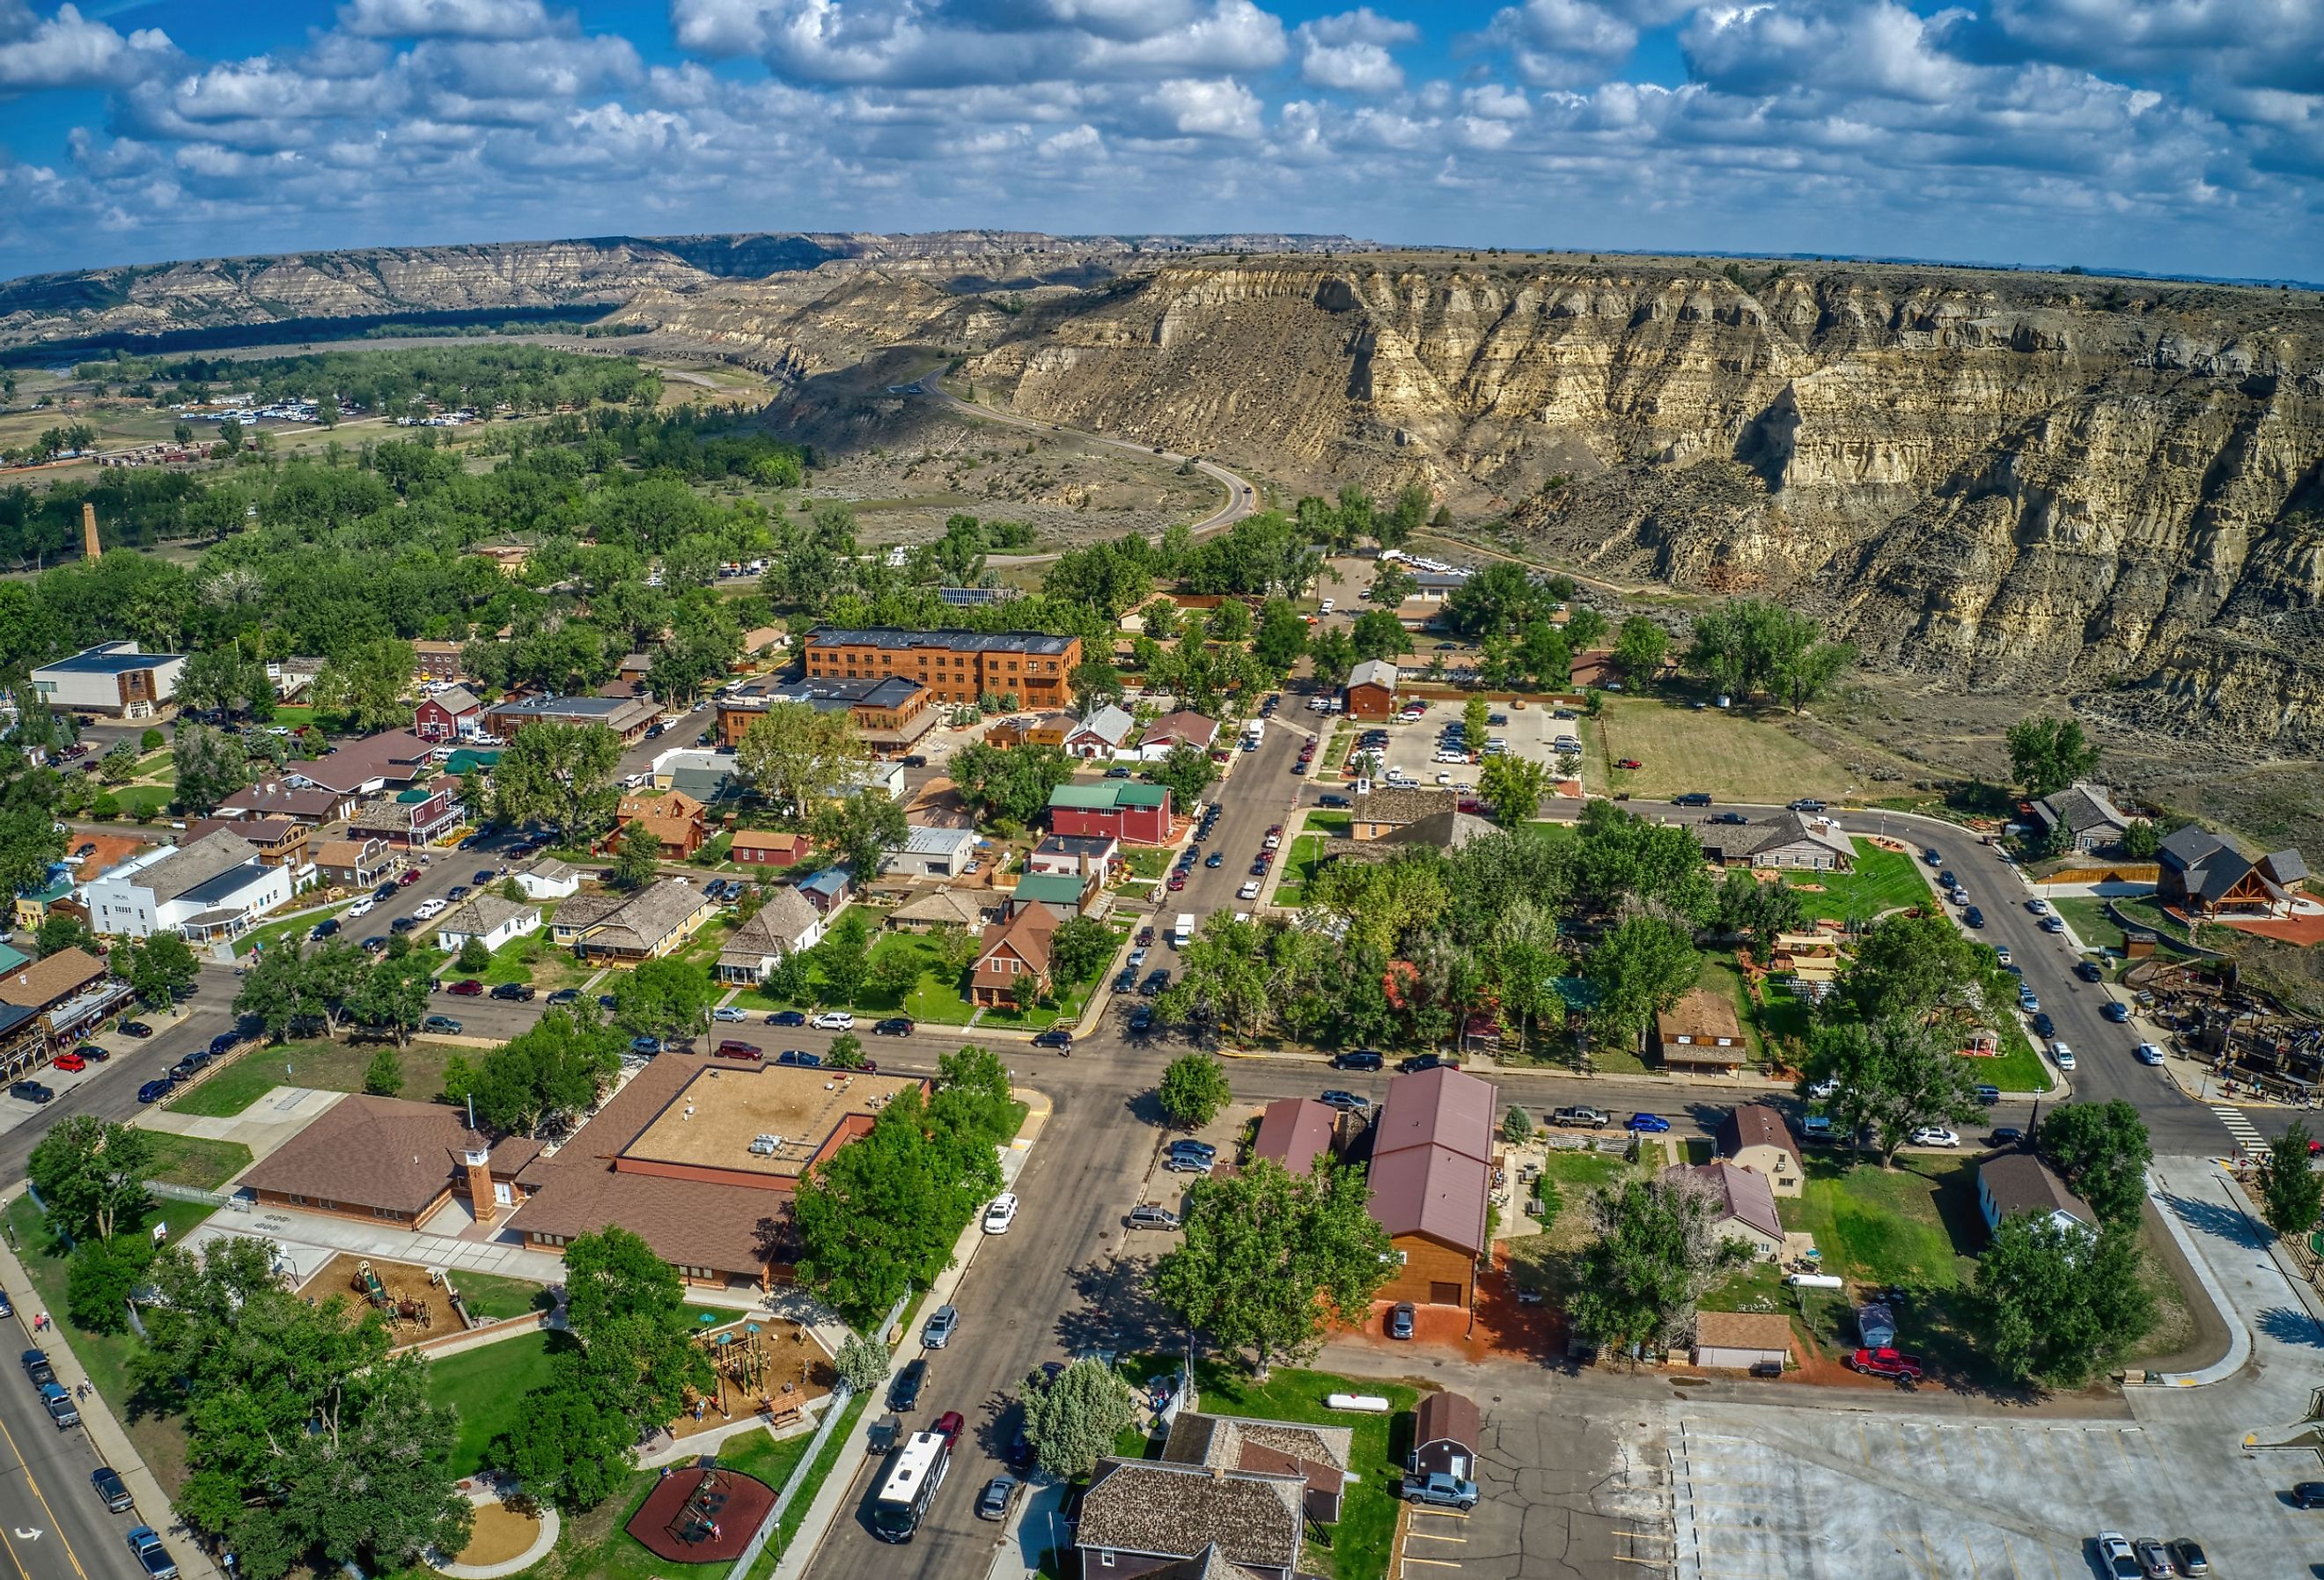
[1408,1529,1467,1543]
[1400,1557,1462,1570]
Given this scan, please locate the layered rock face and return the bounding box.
[948,261,2324,751]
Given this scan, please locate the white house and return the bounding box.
[1061,704,1137,760]
[514,857,582,901]
[85,830,292,943]
[435,894,542,954]
[880,825,980,880]
[715,888,827,985]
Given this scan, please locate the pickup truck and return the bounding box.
[39,1382,79,1428]
[1401,1472,1478,1510]
[1847,1347,1924,1383]
[1550,1106,1609,1128]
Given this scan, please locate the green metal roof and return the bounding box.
[1550,976,1604,1010]
[1011,873,1086,903]
[1113,783,1169,808]
[442,749,502,775]
[1048,783,1118,810]
[0,944,27,974]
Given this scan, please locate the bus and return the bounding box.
[869,1430,952,1543]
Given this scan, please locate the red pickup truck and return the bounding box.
[1847,1347,1924,1383]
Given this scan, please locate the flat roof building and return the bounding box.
[803,627,1080,709]
[29,643,186,719]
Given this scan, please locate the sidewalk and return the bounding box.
[769,1088,1052,1580]
[2141,1154,2324,1390]
[0,1238,225,1580]
[133,1084,347,1162]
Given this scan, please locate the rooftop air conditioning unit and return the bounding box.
[749,1134,781,1156]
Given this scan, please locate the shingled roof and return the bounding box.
[241,1096,539,1218]
[1077,1459,1304,1573]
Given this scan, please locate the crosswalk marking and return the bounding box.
[2210,1105,2267,1153]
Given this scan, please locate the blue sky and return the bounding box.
[2,0,2320,283]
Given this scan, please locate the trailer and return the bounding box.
[1172,913,1195,947]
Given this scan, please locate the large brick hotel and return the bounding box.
[801,627,1081,709]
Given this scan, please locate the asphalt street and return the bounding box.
[0,1304,151,1580]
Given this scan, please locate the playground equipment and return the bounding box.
[666,1467,732,1548]
[349,1260,436,1333]
[683,1320,816,1425]
[354,1260,389,1307]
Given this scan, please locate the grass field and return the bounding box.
[1590,696,1864,805]
[2050,896,2129,954]
[144,1134,254,1190]
[451,1270,550,1322]
[425,1329,560,1477]
[1783,841,1930,923]
[165,1037,470,1117]
[1273,811,1349,907]
[1695,952,1765,1065]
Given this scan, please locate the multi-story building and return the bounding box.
[802,628,1080,709]
[29,643,186,719]
[714,673,936,753]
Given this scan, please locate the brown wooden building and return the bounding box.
[1366,1065,1497,1309]
[802,627,1080,709]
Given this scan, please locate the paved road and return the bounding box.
[0,1311,149,1580]
[908,379,1260,543]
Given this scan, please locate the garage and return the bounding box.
[1691,1311,1794,1371]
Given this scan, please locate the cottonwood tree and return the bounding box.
[29,1116,154,1243]
[1569,1173,1751,1355]
[466,1007,624,1134]
[2037,1101,2152,1230]
[1021,1358,1138,1479]
[2005,715,2102,799]
[1145,744,1218,812]
[947,740,1073,828]
[1158,1050,1232,1128]
[1049,915,1117,987]
[120,931,199,1007]
[1151,1159,1392,1378]
[313,637,416,732]
[2257,1122,2324,1241]
[1805,1015,1987,1166]
[813,908,874,1006]
[173,724,249,816]
[810,787,908,878]
[1975,1216,2152,1388]
[1582,916,1700,1051]
[493,723,623,841]
[1478,752,1554,827]
[734,702,867,820]
[613,958,714,1046]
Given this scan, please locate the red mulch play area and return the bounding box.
[625,1466,776,1562]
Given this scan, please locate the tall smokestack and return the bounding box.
[81,503,100,562]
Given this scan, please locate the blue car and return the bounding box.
[630,1036,663,1055]
[1626,1113,1671,1133]
[767,1010,808,1027]
[136,1078,175,1104]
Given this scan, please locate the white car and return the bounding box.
[810,1010,854,1032]
[2026,897,2049,915]
[348,898,375,918]
[1436,772,1452,785]
[1909,1127,1960,1148]
[982,1194,1019,1235]
[1237,881,1261,900]
[1809,1077,1840,1099]
[2097,1532,2140,1580]
[1262,834,1281,850]
[2049,1041,2076,1070]
[2134,1042,2166,1066]
[1433,750,1467,764]
[414,898,447,920]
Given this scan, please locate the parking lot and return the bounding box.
[1354,698,1578,790]
[1666,1400,2312,1580]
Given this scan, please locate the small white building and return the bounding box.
[514,857,582,901]
[29,642,187,720]
[435,894,542,954]
[1061,704,1137,760]
[85,830,291,942]
[880,825,980,880]
[715,888,827,984]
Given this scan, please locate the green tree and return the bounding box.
[1462,694,1491,751]
[1049,915,1117,987]
[35,912,97,959]
[2036,1101,2151,1230]
[613,959,714,1047]
[930,1043,1017,1146]
[455,935,491,973]
[1836,909,1980,1023]
[733,703,868,820]
[813,908,874,1007]
[1477,753,1554,827]
[67,1234,156,1333]
[29,1116,155,1242]
[497,1380,634,1512]
[2257,1121,2324,1241]
[1206,597,1253,643]
[834,1331,890,1394]
[1563,605,1609,652]
[140,727,165,752]
[1145,743,1219,811]
[1613,615,1669,683]
[173,724,249,816]
[120,931,200,1008]
[1569,1174,1751,1354]
[1151,1159,1392,1378]
[1975,1216,2152,1387]
[350,958,430,1044]
[1367,561,1418,609]
[1021,1357,1138,1479]
[1713,868,1810,962]
[1804,1015,1986,1166]
[1503,1106,1533,1145]
[313,636,416,732]
[363,1047,405,1097]
[1350,608,1411,663]
[1307,624,1357,688]
[492,723,624,841]
[2005,715,2102,798]
[1158,1050,1232,1129]
[947,740,1074,828]
[825,1031,869,1070]
[2120,819,2161,858]
[1583,917,1700,1052]
[809,788,908,878]
[610,822,661,891]
[864,947,919,1006]
[1252,598,1311,675]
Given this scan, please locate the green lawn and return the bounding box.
[1776,1154,1991,1380]
[1781,841,1930,924]
[742,930,978,1024]
[112,785,174,817]
[2050,896,2129,955]
[1275,812,1351,907]
[758,1393,869,1577]
[448,929,589,991]
[143,1134,254,1190]
[424,1330,561,1478]
[451,1270,550,1322]
[1695,952,1765,1065]
[165,1037,472,1117]
[232,900,349,959]
[1178,1361,1416,1580]
[1975,1014,2056,1093]
[1123,848,1172,880]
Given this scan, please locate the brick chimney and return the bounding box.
[82,503,100,562]
[461,1143,496,1224]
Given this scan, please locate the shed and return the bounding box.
[1250,1098,1337,1178]
[1408,1391,1481,1481]
[1692,1312,1793,1371]
[1345,658,1399,718]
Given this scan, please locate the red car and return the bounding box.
[714,1041,764,1062]
[398,870,422,886]
[1615,758,1643,770]
[932,1409,965,1449]
[445,980,486,996]
[1847,1347,1924,1382]
[52,1053,85,1073]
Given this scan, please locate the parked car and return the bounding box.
[922,1305,960,1349]
[1129,1204,1180,1231]
[2096,1534,2141,1578]
[1113,966,1140,995]
[2102,1001,2131,1023]
[2130,1537,2175,1577]
[2295,1481,2324,1509]
[52,1053,85,1073]
[40,1381,80,1428]
[2041,914,2067,933]
[873,1017,916,1037]
[713,1040,763,1062]
[1140,970,1171,996]
[136,1078,175,1103]
[932,1410,965,1449]
[209,1033,239,1057]
[1334,1048,1385,1070]
[2169,1539,2209,1575]
[1909,1127,1960,1148]
[889,1359,926,1411]
[975,1475,1017,1521]
[631,1036,663,1055]
[2135,1043,2166,1066]
[546,988,581,1005]
[711,1006,748,1023]
[1551,1106,1609,1128]
[446,979,485,996]
[1626,1113,1670,1133]
[2075,959,2105,982]
[1615,757,1644,770]
[92,1466,134,1513]
[767,1010,808,1026]
[774,1049,820,1068]
[1319,1090,1372,1113]
[1237,880,1261,900]
[126,1526,177,1580]
[1169,1138,1217,1162]
[1673,792,1713,806]
[2032,1012,2056,1038]
[1401,1472,1477,1510]
[1963,907,1985,928]
[423,1015,462,1034]
[1708,811,1748,826]
[1386,1303,1416,1341]
[1989,1126,2025,1146]
[1974,1084,2001,1105]
[811,1010,856,1032]
[8,1081,54,1105]
[1399,1053,1458,1074]
[21,1349,55,1385]
[491,981,535,1002]
[1125,1006,1153,1034]
[1847,1347,1924,1382]
[2049,1041,2076,1070]
[1164,1150,1213,1174]
[982,1194,1019,1235]
[119,1021,152,1039]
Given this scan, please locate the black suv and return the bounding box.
[489,982,535,1002]
[1673,792,1714,807]
[873,1018,916,1037]
[1332,1049,1385,1071]
[890,1358,926,1411]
